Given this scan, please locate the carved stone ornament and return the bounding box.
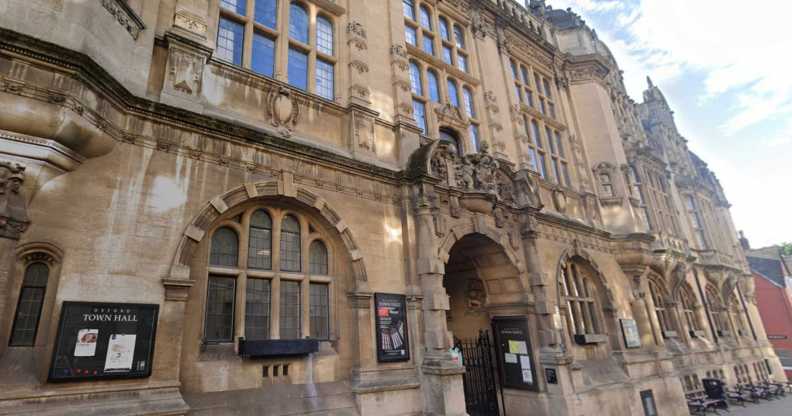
[346,21,368,50]
[266,87,301,136]
[390,45,409,72]
[168,46,205,96]
[101,0,145,40]
[0,161,30,240]
[174,8,208,38]
[552,188,568,214]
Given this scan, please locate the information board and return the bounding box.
[375,293,410,363]
[492,316,537,391]
[49,302,159,382]
[620,318,641,349]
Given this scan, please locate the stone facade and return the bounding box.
[0,0,783,415]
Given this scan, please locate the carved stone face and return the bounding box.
[7,177,21,193]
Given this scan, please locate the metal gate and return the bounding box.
[455,331,504,416]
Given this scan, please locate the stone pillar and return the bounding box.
[0,161,30,357]
[414,185,466,416]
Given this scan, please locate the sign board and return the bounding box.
[545,367,558,384]
[620,318,641,349]
[640,390,658,416]
[375,293,410,363]
[492,316,537,391]
[49,302,159,382]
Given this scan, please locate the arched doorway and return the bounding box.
[443,233,524,416]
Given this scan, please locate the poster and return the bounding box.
[375,293,410,363]
[104,334,136,371]
[74,329,99,357]
[492,316,537,391]
[620,318,641,349]
[49,302,158,382]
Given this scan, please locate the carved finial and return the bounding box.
[646,76,654,88]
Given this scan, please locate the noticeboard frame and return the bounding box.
[374,293,411,363]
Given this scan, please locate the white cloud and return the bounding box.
[548,0,792,134]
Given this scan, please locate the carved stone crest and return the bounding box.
[266,87,301,136]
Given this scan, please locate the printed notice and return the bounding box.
[74,329,99,357]
[520,355,533,383]
[504,353,518,364]
[104,334,136,371]
[508,340,528,355]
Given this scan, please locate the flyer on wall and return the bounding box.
[74,329,99,357]
[104,334,136,371]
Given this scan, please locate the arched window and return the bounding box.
[463,86,475,117]
[10,263,49,346]
[447,79,459,107]
[453,24,465,49]
[559,258,602,342]
[280,215,302,272]
[648,279,674,337]
[439,128,462,155]
[439,16,450,41]
[403,0,415,20]
[255,0,277,29]
[210,227,239,267]
[316,16,334,55]
[409,61,423,96]
[419,5,432,29]
[309,240,329,275]
[706,284,729,336]
[289,2,309,43]
[427,70,440,102]
[205,207,335,342]
[248,210,272,270]
[679,287,701,332]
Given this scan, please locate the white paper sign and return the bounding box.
[508,340,528,355]
[520,355,533,384]
[504,353,518,364]
[104,334,136,371]
[74,329,99,357]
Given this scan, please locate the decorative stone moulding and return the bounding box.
[0,160,29,240]
[101,0,146,40]
[173,8,208,39]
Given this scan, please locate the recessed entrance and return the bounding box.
[444,233,523,416]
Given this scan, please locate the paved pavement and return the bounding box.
[723,394,792,415]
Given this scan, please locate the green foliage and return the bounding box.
[780,242,792,256]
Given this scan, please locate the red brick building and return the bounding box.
[748,247,792,379]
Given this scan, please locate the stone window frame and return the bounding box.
[647,277,677,339]
[684,193,709,250]
[203,205,335,344]
[403,1,471,75]
[3,243,63,350]
[728,292,750,338]
[521,115,547,180]
[214,0,338,100]
[546,126,570,187]
[704,283,730,338]
[626,164,652,229]
[678,285,702,333]
[558,258,606,344]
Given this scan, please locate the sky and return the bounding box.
[523,0,792,248]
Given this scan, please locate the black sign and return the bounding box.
[545,368,558,384]
[49,302,159,382]
[492,316,537,390]
[375,293,410,363]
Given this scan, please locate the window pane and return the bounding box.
[537,153,547,179]
[409,62,423,96]
[310,283,330,339]
[562,162,571,187]
[552,159,561,184]
[251,33,276,78]
[405,26,417,46]
[439,17,450,40]
[289,2,309,43]
[447,79,458,107]
[457,54,468,72]
[403,0,415,20]
[211,227,239,267]
[555,131,565,157]
[530,120,542,148]
[442,46,452,64]
[514,84,522,103]
[310,240,329,275]
[280,215,302,272]
[317,16,334,55]
[463,87,475,117]
[280,280,301,339]
[23,262,49,287]
[419,5,432,29]
[543,78,552,98]
[245,278,271,340]
[428,70,440,102]
[316,59,334,100]
[511,61,519,80]
[217,18,244,65]
[521,66,530,85]
[248,210,272,269]
[469,124,480,152]
[287,48,308,91]
[254,0,277,29]
[423,35,435,55]
[10,263,49,347]
[546,127,556,154]
[221,0,246,15]
[453,25,465,48]
[412,99,427,134]
[526,89,534,107]
[205,276,235,342]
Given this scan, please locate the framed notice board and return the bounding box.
[375,293,410,363]
[620,318,641,349]
[48,302,159,382]
[492,316,538,391]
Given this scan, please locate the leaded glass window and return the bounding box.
[559,260,601,338]
[217,18,244,65]
[310,283,330,339]
[245,278,271,340]
[316,59,334,100]
[248,210,272,269]
[427,70,440,102]
[447,79,459,107]
[310,240,328,275]
[205,276,236,342]
[289,2,309,43]
[251,33,276,77]
[287,47,309,91]
[280,280,301,339]
[254,0,277,29]
[9,263,49,346]
[419,5,432,29]
[317,16,334,55]
[280,215,301,272]
[409,61,423,96]
[211,227,239,267]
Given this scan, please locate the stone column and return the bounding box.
[0,161,30,356]
[414,185,466,416]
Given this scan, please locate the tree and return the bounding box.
[781,242,792,256]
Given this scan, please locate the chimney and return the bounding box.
[738,230,750,250]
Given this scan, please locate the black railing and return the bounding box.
[455,331,503,416]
